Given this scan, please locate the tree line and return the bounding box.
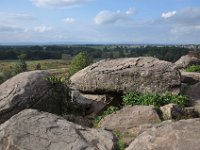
[0,45,197,62]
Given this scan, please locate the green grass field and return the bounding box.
[0,59,71,84]
[0,59,70,72]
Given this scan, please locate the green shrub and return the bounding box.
[122,92,187,107]
[68,52,91,76]
[185,65,200,72]
[13,53,27,75]
[46,76,71,114]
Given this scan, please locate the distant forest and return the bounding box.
[0,45,198,62]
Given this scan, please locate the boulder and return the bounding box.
[126,118,200,150]
[0,71,64,124]
[181,71,200,84]
[160,104,198,120]
[71,57,181,95]
[160,103,183,120]
[186,82,200,113]
[174,53,200,69]
[71,90,121,118]
[98,105,161,135]
[0,109,117,150]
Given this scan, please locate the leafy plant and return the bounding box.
[185,65,200,72]
[68,52,91,76]
[122,92,187,107]
[35,63,41,70]
[46,76,71,114]
[13,53,27,75]
[46,76,66,85]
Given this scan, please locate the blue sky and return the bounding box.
[0,0,200,44]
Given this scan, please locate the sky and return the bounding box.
[0,0,200,44]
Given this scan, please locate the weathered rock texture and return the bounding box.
[0,109,116,150]
[160,104,197,120]
[181,71,200,84]
[72,90,120,118]
[71,57,181,94]
[126,119,200,150]
[160,103,184,120]
[99,105,161,135]
[0,71,63,124]
[174,53,200,69]
[186,82,200,113]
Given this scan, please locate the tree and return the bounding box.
[13,53,27,75]
[68,52,91,76]
[35,63,41,70]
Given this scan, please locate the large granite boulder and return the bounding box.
[0,109,116,150]
[99,105,161,135]
[126,119,200,150]
[0,71,64,124]
[174,53,200,69]
[71,57,181,94]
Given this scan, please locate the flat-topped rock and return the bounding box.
[0,109,117,150]
[126,118,200,150]
[99,105,161,135]
[0,71,64,124]
[71,57,181,94]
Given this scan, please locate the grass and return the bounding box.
[0,59,71,84]
[0,59,70,72]
[122,92,188,107]
[185,65,200,73]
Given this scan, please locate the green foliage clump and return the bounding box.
[68,52,91,76]
[46,76,71,114]
[35,63,41,70]
[46,76,66,85]
[114,131,135,150]
[13,53,27,75]
[94,106,119,127]
[46,75,89,116]
[122,92,187,107]
[185,65,200,73]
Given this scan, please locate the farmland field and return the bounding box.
[0,59,70,72]
[0,59,70,84]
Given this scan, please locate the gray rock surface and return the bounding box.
[0,109,116,150]
[186,82,200,113]
[99,105,161,135]
[126,119,200,150]
[0,71,63,124]
[160,103,184,120]
[181,71,200,84]
[72,90,120,118]
[160,104,198,120]
[174,54,200,69]
[71,57,181,94]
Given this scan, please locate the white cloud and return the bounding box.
[31,0,91,8]
[94,9,134,25]
[33,25,53,32]
[126,8,134,15]
[161,11,176,19]
[63,17,76,23]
